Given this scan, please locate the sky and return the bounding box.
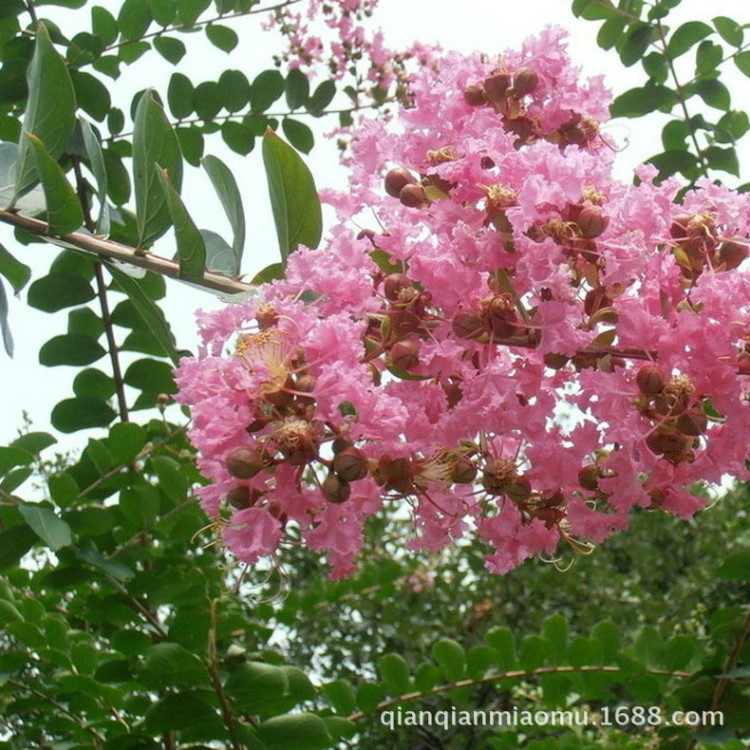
[1,0,749,447]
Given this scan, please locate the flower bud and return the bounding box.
[645,430,686,457]
[450,454,477,484]
[483,72,511,103]
[452,309,485,340]
[384,167,417,198]
[506,475,532,501]
[463,83,487,106]
[718,237,749,270]
[225,446,268,479]
[578,465,600,491]
[399,184,429,209]
[376,454,413,493]
[333,447,369,482]
[322,473,351,504]
[512,67,538,97]
[636,365,664,395]
[389,339,420,371]
[576,204,609,239]
[676,410,708,436]
[226,486,264,509]
[383,273,413,301]
[544,353,569,370]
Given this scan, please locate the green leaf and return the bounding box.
[251,69,285,112]
[13,22,76,200]
[19,503,73,550]
[667,21,712,58]
[79,118,109,234]
[694,78,731,110]
[225,662,289,715]
[51,396,117,432]
[716,549,750,580]
[735,50,750,77]
[519,634,548,671]
[144,692,225,737]
[221,121,255,155]
[282,118,314,154]
[285,69,310,109]
[109,266,179,363]
[156,168,206,281]
[662,120,690,150]
[148,0,176,26]
[610,84,677,117]
[91,6,119,46]
[572,0,616,20]
[27,273,95,312]
[219,69,251,112]
[378,653,411,695]
[176,126,204,166]
[202,154,245,262]
[257,714,332,750]
[39,334,105,366]
[705,145,739,176]
[133,89,183,247]
[141,643,210,688]
[118,40,150,64]
[0,243,31,294]
[597,17,627,50]
[262,128,322,261]
[177,0,211,26]
[71,70,111,122]
[0,279,12,356]
[713,16,743,47]
[431,638,466,681]
[206,23,238,52]
[619,23,654,67]
[167,72,194,119]
[117,0,152,41]
[251,262,284,284]
[26,133,84,235]
[193,81,223,121]
[73,367,115,400]
[76,545,134,581]
[307,80,335,113]
[199,230,236,274]
[486,626,517,670]
[0,525,36,569]
[123,357,176,393]
[153,36,186,64]
[695,40,723,76]
[322,679,357,716]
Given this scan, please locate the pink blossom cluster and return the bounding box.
[176,28,750,578]
[263,0,434,101]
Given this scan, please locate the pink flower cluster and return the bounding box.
[176,28,750,578]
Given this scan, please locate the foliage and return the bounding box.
[0,1,748,748]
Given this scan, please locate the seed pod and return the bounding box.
[383,273,413,301]
[676,410,708,436]
[483,72,511,103]
[399,184,429,209]
[384,166,417,198]
[333,447,369,482]
[322,473,351,504]
[463,83,487,106]
[389,339,420,371]
[506,475,532,501]
[718,237,749,270]
[452,309,485,340]
[576,204,609,239]
[512,67,538,97]
[226,486,252,509]
[451,454,478,484]
[578,465,600,491]
[225,446,268,479]
[544,352,569,370]
[636,365,665,396]
[645,430,686,457]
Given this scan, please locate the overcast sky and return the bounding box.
[1,0,748,447]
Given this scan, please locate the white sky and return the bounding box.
[1,0,749,447]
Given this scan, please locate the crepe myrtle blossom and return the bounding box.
[176,28,750,578]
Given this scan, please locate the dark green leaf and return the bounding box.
[73,367,115,400]
[145,692,225,737]
[322,679,357,715]
[123,357,176,393]
[117,0,152,41]
[572,0,616,20]
[0,243,31,294]
[431,638,465,681]
[620,23,654,67]
[225,662,289,715]
[133,89,183,246]
[177,0,211,26]
[307,80,336,113]
[519,635,547,670]
[0,279,12,356]
[285,69,310,109]
[251,262,284,284]
[27,273,95,312]
[193,81,223,121]
[667,21,712,58]
[378,652,411,694]
[733,50,750,77]
[108,266,178,363]
[0,447,33,475]
[661,120,690,150]
[597,17,627,50]
[647,149,700,180]
[108,108,125,135]
[713,16,743,47]
[148,0,177,26]
[48,471,80,503]
[0,525,37,569]
[51,396,117,432]
[156,168,206,281]
[716,549,750,580]
[71,70,111,122]
[19,503,73,550]
[219,69,251,112]
[176,126,204,166]
[257,714,332,750]
[153,36,186,64]
[262,128,322,260]
[695,40,723,76]
[282,118,314,154]
[108,422,146,464]
[202,154,245,261]
[705,145,739,176]
[641,52,668,84]
[93,53,122,78]
[221,121,255,155]
[251,69,285,112]
[168,72,194,119]
[610,84,676,117]
[118,40,150,64]
[206,23,238,52]
[141,643,210,688]
[13,23,76,199]
[103,149,131,205]
[91,6,119,46]
[12,431,56,455]
[39,334,105,366]
[26,133,84,235]
[694,78,731,110]
[80,118,109,233]
[76,545,134,581]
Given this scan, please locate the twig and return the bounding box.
[24,0,37,25]
[103,572,168,638]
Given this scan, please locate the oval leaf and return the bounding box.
[201,154,245,261]
[19,503,73,550]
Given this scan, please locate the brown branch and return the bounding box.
[347,664,693,721]
[0,209,253,295]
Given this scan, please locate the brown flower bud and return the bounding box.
[399,184,429,209]
[226,446,268,479]
[544,353,569,370]
[718,237,749,270]
[322,473,351,504]
[576,204,609,239]
[463,83,487,106]
[333,447,369,482]
[389,339,420,371]
[384,167,417,198]
[645,430,686,457]
[452,309,485,340]
[512,67,538,97]
[376,454,413,493]
[636,365,665,396]
[506,475,532,501]
[383,273,413,301]
[227,486,252,509]
[676,410,708,436]
[483,72,511,103]
[451,454,478,484]
[578,465,600,491]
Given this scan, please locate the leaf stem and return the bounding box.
[25,0,37,25]
[102,571,168,638]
